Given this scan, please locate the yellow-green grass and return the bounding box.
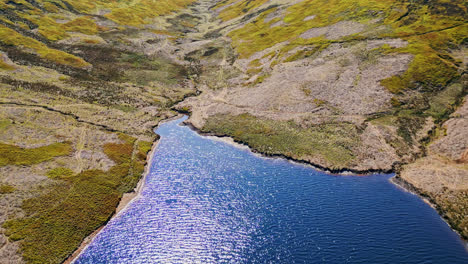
[380,26,466,94]
[0,141,73,167]
[202,113,360,169]
[248,58,262,68]
[46,167,75,180]
[213,0,238,10]
[30,15,100,41]
[104,0,197,27]
[433,189,468,240]
[228,0,465,57]
[137,140,153,159]
[4,135,152,264]
[4,1,100,41]
[0,184,16,194]
[250,73,270,86]
[1,0,195,44]
[226,0,465,98]
[227,0,394,58]
[0,25,90,68]
[0,59,15,70]
[217,0,270,22]
[54,0,196,26]
[0,119,12,130]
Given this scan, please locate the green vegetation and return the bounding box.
[225,0,465,99]
[46,167,75,180]
[372,80,466,149]
[282,39,330,63]
[29,15,100,41]
[202,113,361,169]
[246,66,263,76]
[0,59,15,70]
[0,25,90,68]
[0,119,12,130]
[0,0,196,69]
[0,184,16,194]
[0,142,73,167]
[138,140,153,157]
[434,189,468,240]
[104,0,196,27]
[380,42,459,94]
[1,0,196,29]
[216,0,270,22]
[226,0,392,58]
[116,52,188,86]
[426,83,465,122]
[250,73,270,86]
[3,136,151,264]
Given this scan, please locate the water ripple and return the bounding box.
[75,116,468,263]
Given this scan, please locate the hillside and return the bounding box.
[177,0,468,239]
[0,0,466,263]
[0,0,198,263]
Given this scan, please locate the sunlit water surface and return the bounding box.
[75,116,468,263]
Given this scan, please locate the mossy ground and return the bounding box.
[202,113,361,169]
[0,25,90,68]
[0,141,73,167]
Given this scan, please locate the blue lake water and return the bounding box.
[75,116,468,263]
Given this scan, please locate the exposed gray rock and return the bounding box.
[300,20,367,39]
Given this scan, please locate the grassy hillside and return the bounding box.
[198,0,467,166]
[0,0,467,262]
[0,0,197,263]
[179,0,467,238]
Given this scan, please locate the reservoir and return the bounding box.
[75,116,468,263]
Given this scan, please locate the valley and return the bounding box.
[0,0,466,263]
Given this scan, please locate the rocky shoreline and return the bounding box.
[391,176,468,247]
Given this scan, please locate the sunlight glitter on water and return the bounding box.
[75,116,468,264]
